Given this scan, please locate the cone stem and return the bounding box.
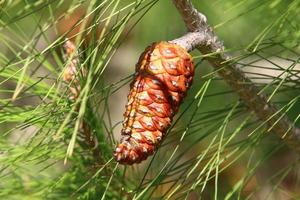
[172,0,300,153]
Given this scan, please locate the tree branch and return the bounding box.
[171,0,300,153]
[63,39,101,162]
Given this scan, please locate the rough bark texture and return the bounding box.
[171,0,300,152]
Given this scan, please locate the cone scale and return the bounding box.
[114,41,194,165]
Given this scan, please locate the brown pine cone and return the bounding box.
[63,40,86,100]
[114,41,194,165]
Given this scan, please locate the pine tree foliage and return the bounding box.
[0,0,299,199]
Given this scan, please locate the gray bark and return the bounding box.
[171,0,300,152]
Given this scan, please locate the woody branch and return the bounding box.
[170,0,300,152]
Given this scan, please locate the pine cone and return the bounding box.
[63,40,86,100]
[114,41,194,165]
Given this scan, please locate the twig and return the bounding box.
[171,0,300,152]
[63,39,101,162]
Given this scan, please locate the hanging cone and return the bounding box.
[114,41,195,165]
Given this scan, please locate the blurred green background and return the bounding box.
[0,0,300,199]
